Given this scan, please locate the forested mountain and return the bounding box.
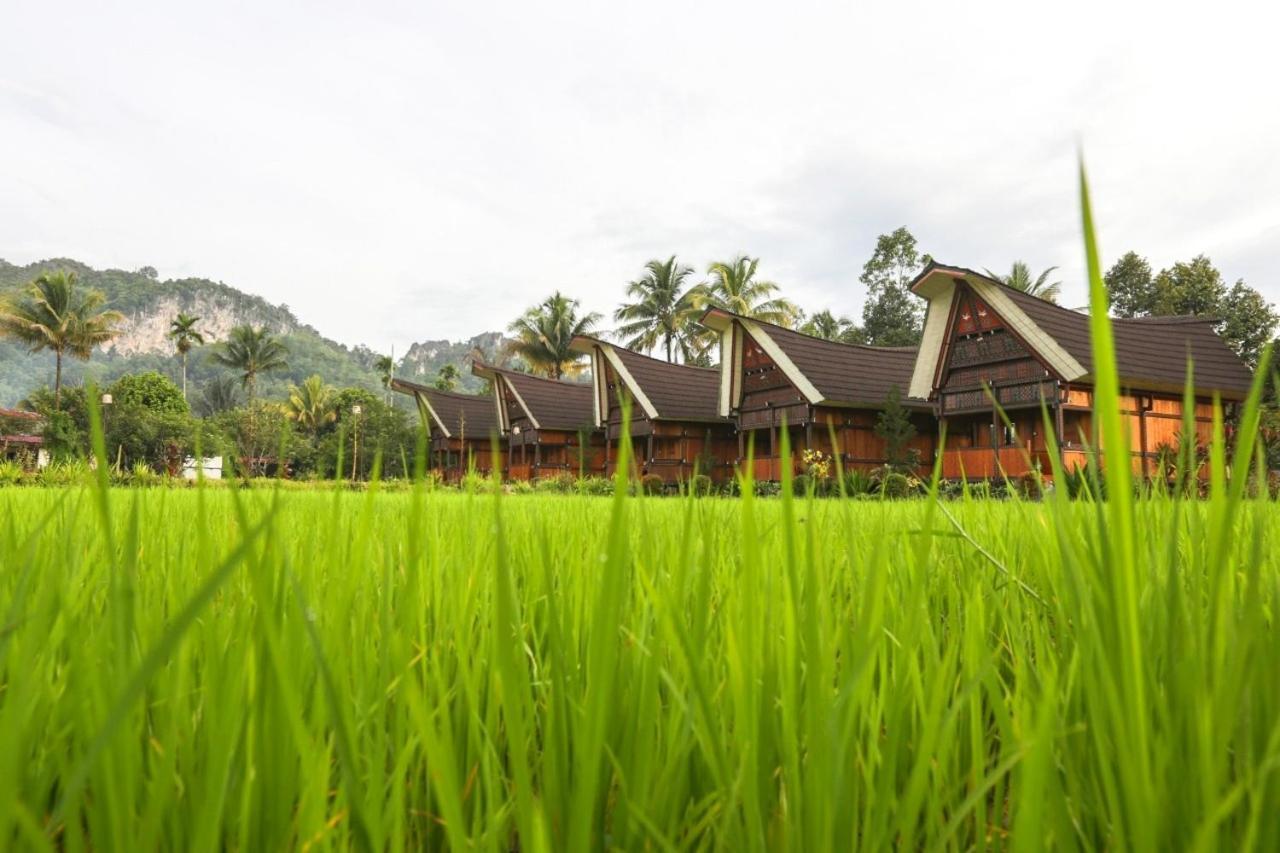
[0,258,501,405]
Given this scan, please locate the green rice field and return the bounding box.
[2,176,1278,850]
[1,475,1278,850]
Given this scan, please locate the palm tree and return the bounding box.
[167,313,205,401]
[0,270,124,409]
[506,292,602,379]
[613,256,707,362]
[285,375,337,435]
[209,325,289,402]
[704,256,799,327]
[799,309,865,343]
[197,376,240,416]
[985,261,1063,303]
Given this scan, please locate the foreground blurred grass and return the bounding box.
[1,486,1277,851]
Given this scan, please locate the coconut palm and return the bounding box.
[985,261,1063,303]
[167,312,205,401]
[800,309,865,344]
[197,375,240,416]
[285,375,337,435]
[0,270,124,409]
[613,256,707,362]
[704,256,799,327]
[209,325,289,402]
[506,292,602,379]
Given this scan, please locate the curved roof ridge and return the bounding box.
[703,306,919,355]
[472,359,592,387]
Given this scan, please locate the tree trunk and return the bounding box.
[181,351,188,401]
[54,350,63,410]
[666,335,673,363]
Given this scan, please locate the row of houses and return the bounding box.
[393,263,1255,484]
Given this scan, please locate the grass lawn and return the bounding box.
[1,484,1277,850]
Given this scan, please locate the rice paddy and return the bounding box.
[3,173,1278,851]
[0,467,1278,851]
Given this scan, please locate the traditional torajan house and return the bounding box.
[907,263,1254,479]
[569,336,738,483]
[700,308,937,480]
[0,407,45,470]
[391,377,504,480]
[471,360,605,480]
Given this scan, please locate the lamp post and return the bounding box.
[350,404,362,480]
[100,393,114,471]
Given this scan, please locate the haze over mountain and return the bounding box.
[0,258,502,406]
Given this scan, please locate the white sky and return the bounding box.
[3,1,1278,354]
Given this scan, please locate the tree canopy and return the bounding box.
[506,292,601,379]
[860,228,929,347]
[0,270,124,408]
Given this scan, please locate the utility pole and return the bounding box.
[351,404,362,480]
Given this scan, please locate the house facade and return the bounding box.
[700,308,937,480]
[471,360,605,480]
[570,336,738,483]
[391,378,504,481]
[907,263,1253,479]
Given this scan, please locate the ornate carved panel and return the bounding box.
[948,332,1031,368]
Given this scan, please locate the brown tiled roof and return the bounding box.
[481,364,596,431]
[0,407,42,421]
[911,263,1255,399]
[601,343,730,423]
[390,378,499,437]
[728,313,921,406]
[996,282,1254,398]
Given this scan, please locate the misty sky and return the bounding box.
[3,1,1278,354]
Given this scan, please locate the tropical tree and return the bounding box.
[613,256,707,362]
[860,227,929,347]
[197,376,240,417]
[506,292,602,379]
[0,270,124,408]
[434,364,461,391]
[209,325,289,402]
[985,261,1063,303]
[373,354,394,403]
[167,312,205,401]
[703,256,799,328]
[799,309,865,344]
[1104,251,1155,318]
[285,375,337,435]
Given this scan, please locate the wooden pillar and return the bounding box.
[1056,384,1067,469]
[990,388,1000,474]
[1138,397,1150,480]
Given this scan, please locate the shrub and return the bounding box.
[840,469,873,496]
[0,460,24,487]
[689,474,713,497]
[575,476,614,496]
[640,474,665,496]
[534,474,577,494]
[879,471,913,499]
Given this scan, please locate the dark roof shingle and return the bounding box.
[997,285,1254,398]
[391,379,499,436]
[737,315,921,405]
[605,345,729,422]
[488,367,596,431]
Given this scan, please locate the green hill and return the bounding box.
[0,258,501,406]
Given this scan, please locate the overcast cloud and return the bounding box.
[3,0,1278,353]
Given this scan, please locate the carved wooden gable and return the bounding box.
[938,287,1054,412]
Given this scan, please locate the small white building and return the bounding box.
[182,456,224,480]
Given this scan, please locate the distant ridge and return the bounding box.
[0,258,504,406]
